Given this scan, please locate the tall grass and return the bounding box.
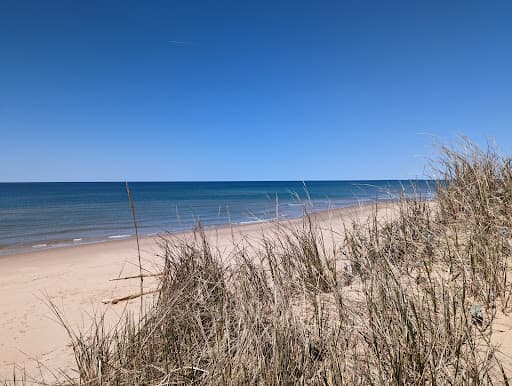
[11,138,512,385]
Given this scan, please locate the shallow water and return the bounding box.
[0,180,435,255]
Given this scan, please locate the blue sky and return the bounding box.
[1,0,511,181]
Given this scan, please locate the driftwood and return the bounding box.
[109,273,162,281]
[102,289,160,305]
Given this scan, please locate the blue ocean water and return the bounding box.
[0,181,435,255]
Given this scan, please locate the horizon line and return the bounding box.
[0,178,436,184]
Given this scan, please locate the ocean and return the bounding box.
[0,180,435,256]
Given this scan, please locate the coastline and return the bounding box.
[0,198,402,258]
[0,201,397,381]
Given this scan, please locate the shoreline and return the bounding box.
[0,199,400,259]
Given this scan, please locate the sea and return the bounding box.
[0,180,435,256]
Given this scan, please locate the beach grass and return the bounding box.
[9,138,512,385]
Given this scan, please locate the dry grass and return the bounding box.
[7,138,512,385]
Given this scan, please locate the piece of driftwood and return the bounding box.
[102,289,160,304]
[109,273,163,281]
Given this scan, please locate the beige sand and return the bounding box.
[0,204,389,383]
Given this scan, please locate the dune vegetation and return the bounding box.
[12,138,512,385]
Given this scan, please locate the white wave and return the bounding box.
[73,238,82,242]
[239,219,267,225]
[108,234,131,239]
[32,244,47,248]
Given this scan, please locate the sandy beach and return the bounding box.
[4,199,512,383]
[0,203,389,383]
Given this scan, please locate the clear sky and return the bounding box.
[1,1,511,182]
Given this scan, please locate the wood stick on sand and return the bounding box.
[102,289,160,305]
